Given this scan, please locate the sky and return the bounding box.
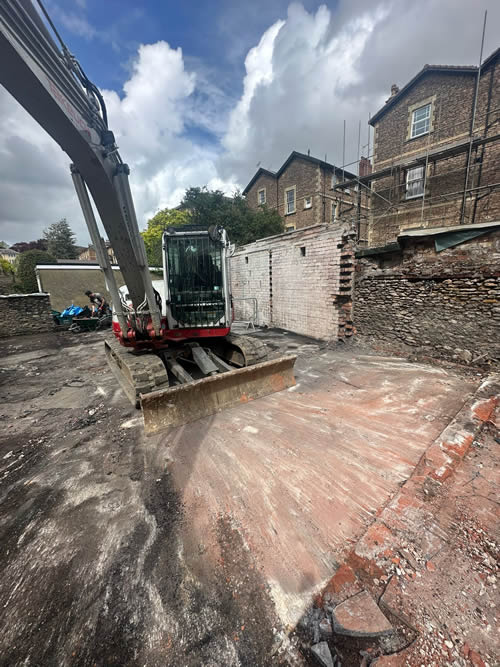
[0,0,498,246]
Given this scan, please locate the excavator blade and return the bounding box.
[141,355,297,435]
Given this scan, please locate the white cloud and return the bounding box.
[218,0,498,185]
[0,40,237,245]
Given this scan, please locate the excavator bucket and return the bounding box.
[140,355,297,435]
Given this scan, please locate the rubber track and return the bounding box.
[104,338,169,406]
[225,333,269,366]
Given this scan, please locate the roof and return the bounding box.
[397,220,500,239]
[0,248,18,256]
[242,151,356,195]
[370,47,500,126]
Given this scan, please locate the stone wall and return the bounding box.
[231,224,354,341]
[0,293,52,338]
[354,230,500,363]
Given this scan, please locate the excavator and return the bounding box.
[0,0,296,433]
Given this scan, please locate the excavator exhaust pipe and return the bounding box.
[140,355,297,435]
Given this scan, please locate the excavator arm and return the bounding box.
[0,0,161,336]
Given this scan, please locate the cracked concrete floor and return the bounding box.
[0,329,480,665]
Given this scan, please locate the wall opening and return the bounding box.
[300,246,306,257]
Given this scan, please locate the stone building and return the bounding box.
[243,151,368,235]
[339,48,500,247]
[0,247,19,264]
[79,241,117,264]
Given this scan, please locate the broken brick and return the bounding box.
[469,649,485,667]
[332,590,393,638]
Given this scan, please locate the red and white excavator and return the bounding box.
[0,0,296,433]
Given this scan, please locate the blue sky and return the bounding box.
[1,0,498,244]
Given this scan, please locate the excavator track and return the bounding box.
[105,333,296,434]
[221,333,270,367]
[104,338,169,408]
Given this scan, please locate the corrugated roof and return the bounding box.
[398,220,500,239]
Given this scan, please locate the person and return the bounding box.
[84,290,108,316]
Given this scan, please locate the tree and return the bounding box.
[141,208,191,266]
[179,187,284,246]
[43,219,78,259]
[0,241,8,249]
[0,258,14,275]
[10,239,48,253]
[15,250,57,292]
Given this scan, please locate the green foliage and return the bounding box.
[180,187,284,246]
[43,218,78,259]
[0,258,14,275]
[0,241,8,249]
[15,250,57,293]
[141,208,191,266]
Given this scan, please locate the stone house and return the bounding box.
[243,151,367,234]
[79,241,117,264]
[341,48,500,247]
[0,247,19,264]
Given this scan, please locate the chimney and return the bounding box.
[390,83,399,97]
[359,156,372,178]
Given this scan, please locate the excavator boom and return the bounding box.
[0,0,160,329]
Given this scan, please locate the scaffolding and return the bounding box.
[333,42,499,246]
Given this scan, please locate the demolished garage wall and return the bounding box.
[231,224,354,341]
[355,229,500,363]
[0,293,52,338]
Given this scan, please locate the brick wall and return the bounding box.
[37,266,162,312]
[354,230,500,363]
[231,224,354,341]
[0,293,52,338]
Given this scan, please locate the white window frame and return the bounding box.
[331,201,336,222]
[284,186,296,215]
[304,195,312,209]
[257,188,266,205]
[406,166,425,199]
[411,103,431,138]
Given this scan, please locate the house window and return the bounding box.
[285,186,296,215]
[285,224,295,232]
[411,103,431,138]
[331,173,338,188]
[406,166,425,199]
[304,196,312,209]
[332,202,336,222]
[257,188,266,205]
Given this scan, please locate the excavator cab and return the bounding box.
[163,226,229,329]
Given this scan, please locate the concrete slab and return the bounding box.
[157,337,477,628]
